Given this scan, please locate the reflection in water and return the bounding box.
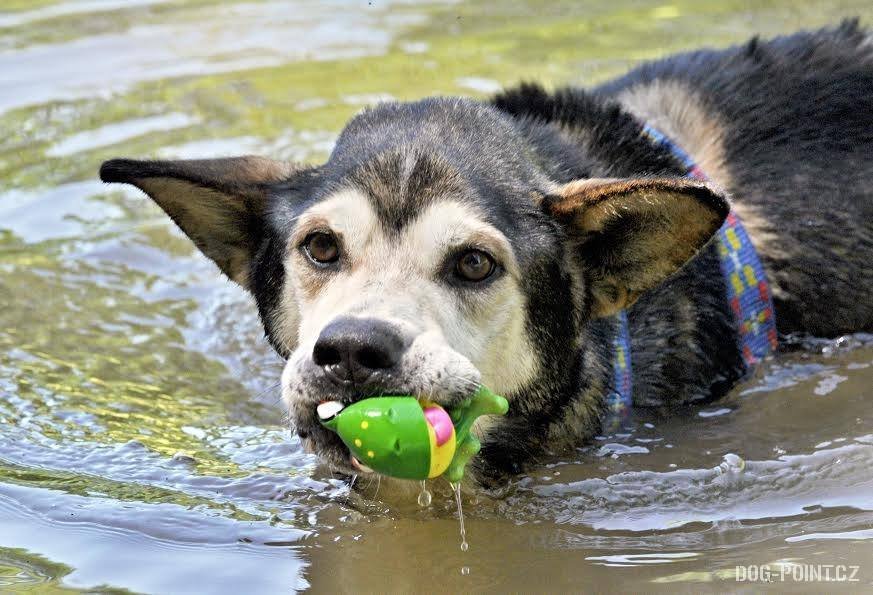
[1,0,872,592]
[46,113,197,157]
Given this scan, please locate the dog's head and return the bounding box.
[101,97,727,477]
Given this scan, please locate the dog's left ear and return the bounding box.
[546,177,729,318]
[100,156,309,288]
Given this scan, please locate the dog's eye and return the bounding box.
[303,232,339,265]
[455,249,495,282]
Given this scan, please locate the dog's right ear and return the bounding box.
[100,157,311,288]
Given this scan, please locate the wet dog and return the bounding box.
[100,21,873,485]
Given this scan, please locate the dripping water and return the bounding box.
[417,480,432,507]
[450,482,468,552]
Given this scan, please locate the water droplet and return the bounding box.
[716,453,746,475]
[171,451,195,464]
[460,566,470,575]
[451,481,468,552]
[417,480,432,507]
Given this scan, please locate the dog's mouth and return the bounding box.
[295,399,383,475]
[313,401,376,474]
[301,388,464,476]
[284,347,482,476]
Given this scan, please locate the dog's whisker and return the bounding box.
[253,381,281,402]
[444,372,480,390]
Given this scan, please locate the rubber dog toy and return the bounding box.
[317,386,508,482]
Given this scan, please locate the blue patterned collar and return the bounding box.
[603,124,778,426]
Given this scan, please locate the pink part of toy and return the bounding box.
[423,406,453,446]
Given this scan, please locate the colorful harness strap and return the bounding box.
[605,310,633,421]
[604,124,778,424]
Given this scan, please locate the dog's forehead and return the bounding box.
[346,149,469,231]
[330,97,528,167]
[318,98,551,225]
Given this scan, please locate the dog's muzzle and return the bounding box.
[283,317,481,475]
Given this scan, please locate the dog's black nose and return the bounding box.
[312,317,406,384]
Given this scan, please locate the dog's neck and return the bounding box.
[600,123,778,428]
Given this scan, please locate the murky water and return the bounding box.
[1,1,872,592]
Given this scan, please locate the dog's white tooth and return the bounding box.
[351,457,374,473]
[316,401,344,420]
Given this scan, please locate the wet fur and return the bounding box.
[100,21,873,484]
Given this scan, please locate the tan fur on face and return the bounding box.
[279,189,539,402]
[404,201,536,395]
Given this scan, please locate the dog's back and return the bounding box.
[491,21,873,408]
[599,19,873,337]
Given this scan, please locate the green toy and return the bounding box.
[317,386,509,482]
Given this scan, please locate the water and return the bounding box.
[1,0,872,592]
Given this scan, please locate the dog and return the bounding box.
[100,20,873,486]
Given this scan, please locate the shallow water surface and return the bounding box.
[1,0,872,592]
